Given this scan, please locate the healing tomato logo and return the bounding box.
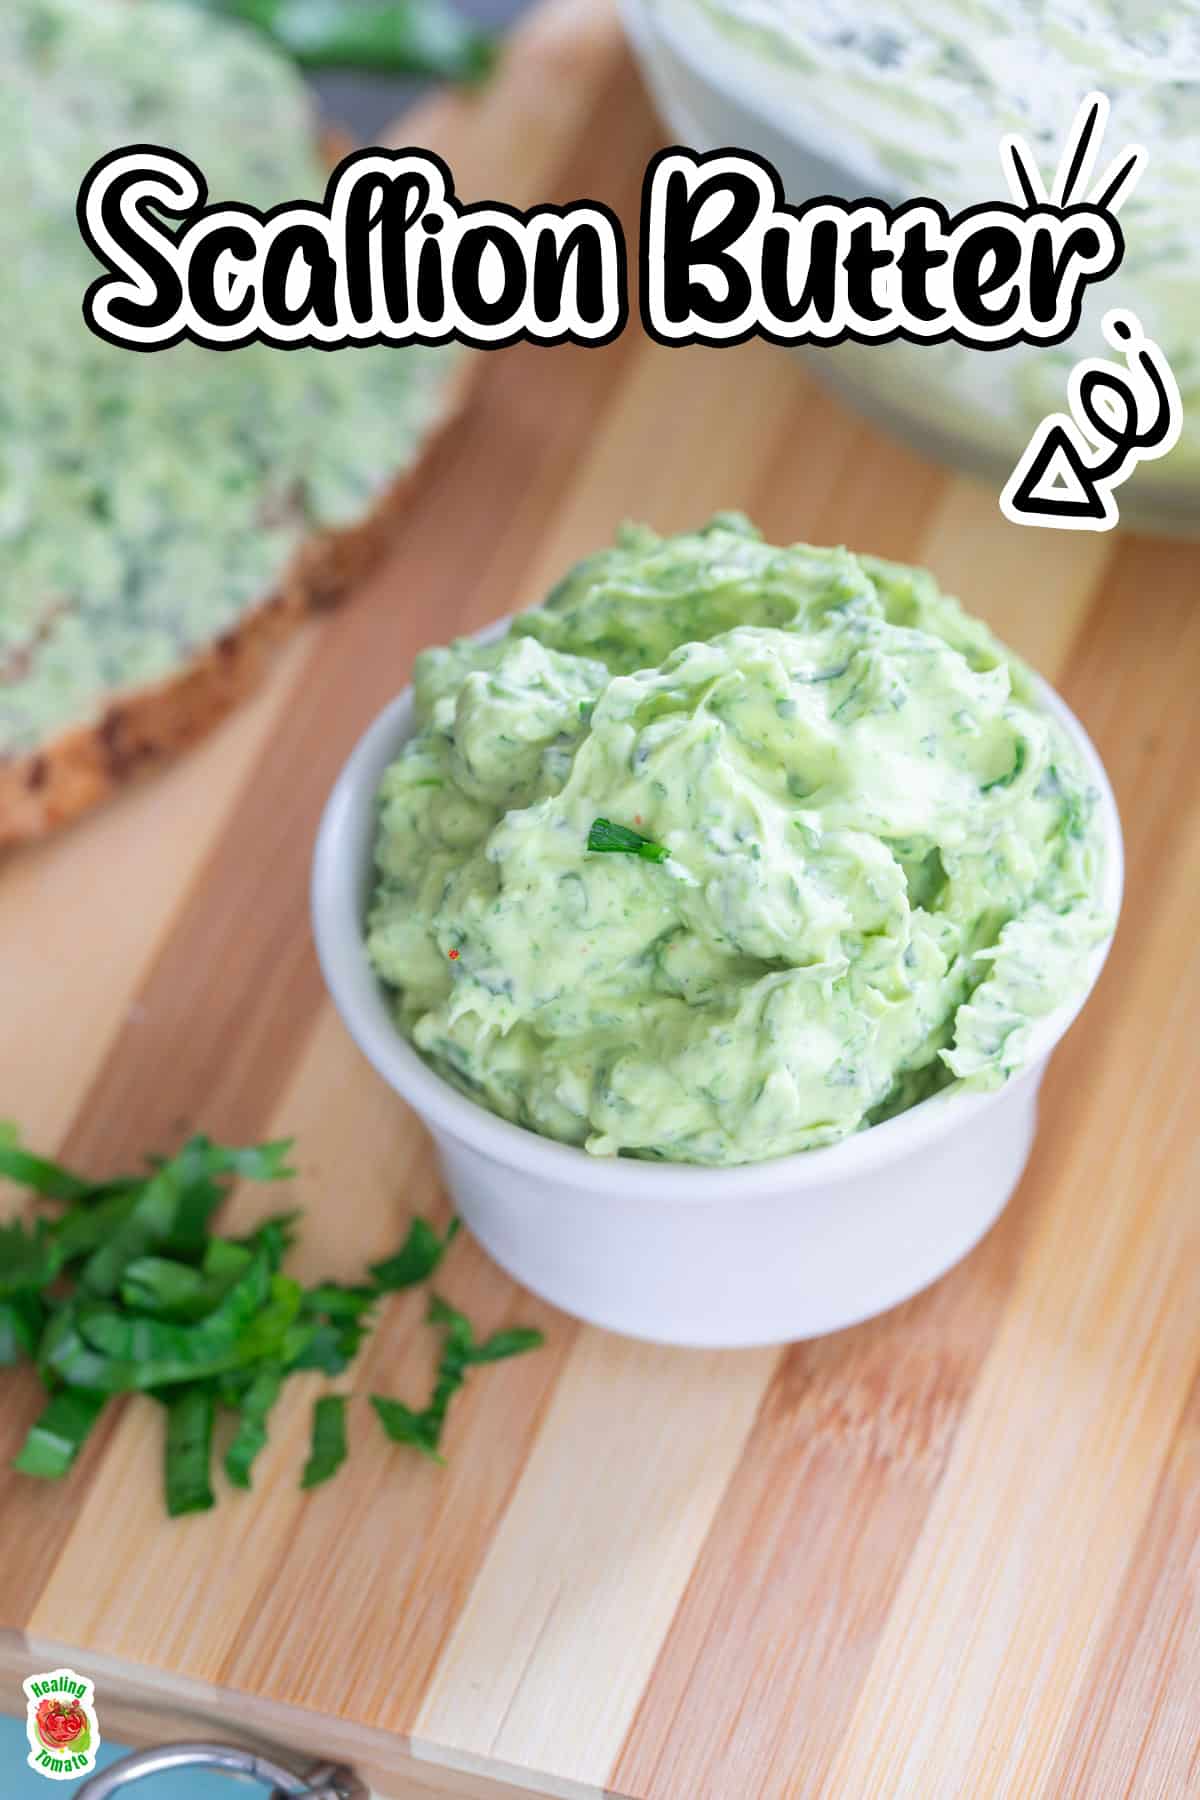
[23,1668,99,1780]
[35,1698,86,1750]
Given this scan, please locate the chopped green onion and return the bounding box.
[290,1282,376,1375]
[370,1395,443,1463]
[0,1294,43,1365]
[371,1294,543,1462]
[0,1129,96,1201]
[66,1138,293,1300]
[119,1254,232,1320]
[52,1189,142,1265]
[15,1387,107,1480]
[77,1181,182,1296]
[163,1386,216,1517]
[301,1394,348,1489]
[3,1126,542,1512]
[224,1367,285,1489]
[587,817,669,862]
[236,1211,301,1272]
[78,1252,274,1373]
[0,1218,61,1296]
[369,1216,459,1291]
[468,1326,546,1363]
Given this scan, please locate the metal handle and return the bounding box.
[75,1741,367,1800]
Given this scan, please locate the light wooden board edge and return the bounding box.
[1,1633,597,1800]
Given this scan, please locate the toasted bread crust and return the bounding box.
[0,355,474,848]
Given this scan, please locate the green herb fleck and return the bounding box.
[982,739,1027,792]
[587,818,669,863]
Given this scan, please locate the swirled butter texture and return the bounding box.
[367,517,1108,1164]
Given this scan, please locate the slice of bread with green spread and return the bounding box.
[0,0,472,845]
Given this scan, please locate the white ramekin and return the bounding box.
[311,633,1122,1348]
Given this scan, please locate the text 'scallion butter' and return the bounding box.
[367,518,1107,1165]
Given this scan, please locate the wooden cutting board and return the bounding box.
[3,4,1199,1795]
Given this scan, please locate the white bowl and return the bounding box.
[616,0,1200,539]
[311,634,1123,1348]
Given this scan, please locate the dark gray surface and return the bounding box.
[309,0,533,141]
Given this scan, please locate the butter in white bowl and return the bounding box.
[313,516,1121,1343]
[364,516,1110,1167]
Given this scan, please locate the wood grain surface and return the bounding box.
[3,4,1200,1796]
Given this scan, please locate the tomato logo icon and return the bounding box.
[35,1698,89,1752]
[22,1668,99,1780]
